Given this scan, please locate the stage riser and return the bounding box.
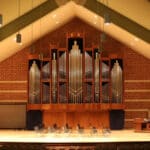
[0,143,149,150]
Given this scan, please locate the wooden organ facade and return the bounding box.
[27,33,125,129]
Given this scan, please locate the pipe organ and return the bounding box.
[28,34,124,129]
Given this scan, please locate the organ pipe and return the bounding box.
[59,52,66,79]
[29,61,40,104]
[94,52,100,102]
[69,41,82,103]
[52,53,57,103]
[111,60,122,103]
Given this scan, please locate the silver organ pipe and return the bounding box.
[52,53,57,103]
[85,52,92,78]
[59,52,67,103]
[29,61,40,104]
[59,52,66,79]
[111,60,122,103]
[102,62,109,79]
[85,51,93,102]
[102,61,109,103]
[102,82,109,103]
[42,83,50,104]
[94,52,100,102]
[69,41,82,103]
[42,62,50,79]
[59,83,67,103]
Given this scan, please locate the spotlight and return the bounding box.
[16,33,22,44]
[0,14,3,27]
[104,13,111,25]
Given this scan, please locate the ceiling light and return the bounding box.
[16,0,22,45]
[94,15,98,18]
[134,38,139,41]
[104,13,111,25]
[16,33,22,44]
[0,14,3,27]
[52,14,56,18]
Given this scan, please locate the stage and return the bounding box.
[0,129,149,149]
[0,129,149,143]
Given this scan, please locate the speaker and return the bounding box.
[26,110,43,130]
[109,110,125,130]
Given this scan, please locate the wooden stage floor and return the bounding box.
[0,129,149,143]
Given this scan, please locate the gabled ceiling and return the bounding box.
[0,0,149,62]
[98,0,150,30]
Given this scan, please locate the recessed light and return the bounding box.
[134,38,139,41]
[94,15,98,18]
[52,14,56,18]
[0,14,2,27]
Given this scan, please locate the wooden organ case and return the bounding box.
[27,33,125,130]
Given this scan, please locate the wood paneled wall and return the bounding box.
[43,111,109,129]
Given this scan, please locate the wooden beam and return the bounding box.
[84,0,150,43]
[0,0,58,41]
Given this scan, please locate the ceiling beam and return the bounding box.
[0,0,149,43]
[84,0,150,43]
[0,0,58,41]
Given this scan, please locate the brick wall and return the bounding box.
[0,17,150,128]
[0,48,28,103]
[124,47,150,128]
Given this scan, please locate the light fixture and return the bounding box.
[30,0,35,54]
[104,13,111,25]
[16,0,22,44]
[16,33,22,44]
[0,14,3,27]
[39,0,43,59]
[104,0,111,25]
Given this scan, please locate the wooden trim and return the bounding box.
[0,81,27,83]
[0,100,27,103]
[125,109,148,112]
[125,99,150,102]
[0,90,27,93]
[125,89,150,92]
[125,119,134,122]
[125,80,150,83]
